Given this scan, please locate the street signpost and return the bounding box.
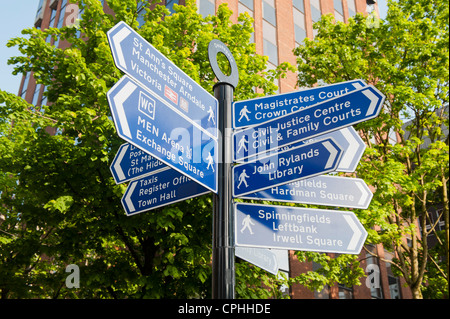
[122,167,210,216]
[107,76,218,193]
[110,143,166,184]
[240,175,373,209]
[105,21,381,299]
[232,138,343,197]
[233,79,366,129]
[234,202,367,254]
[235,247,279,275]
[107,21,218,139]
[233,85,385,161]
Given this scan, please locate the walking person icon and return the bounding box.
[206,152,215,172]
[237,169,250,189]
[237,135,248,153]
[207,105,216,125]
[240,214,255,235]
[238,105,251,122]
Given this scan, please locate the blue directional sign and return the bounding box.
[107,76,218,193]
[107,21,218,139]
[240,175,373,209]
[233,79,366,129]
[233,85,385,161]
[234,202,368,254]
[232,138,343,197]
[122,167,210,216]
[110,143,167,184]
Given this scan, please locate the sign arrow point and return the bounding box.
[343,214,364,251]
[323,140,340,169]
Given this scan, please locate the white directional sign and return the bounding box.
[107,21,218,139]
[232,138,343,197]
[234,202,368,254]
[233,85,385,161]
[240,175,373,209]
[107,76,218,193]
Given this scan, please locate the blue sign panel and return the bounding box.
[122,167,210,216]
[240,175,373,209]
[108,76,218,193]
[110,143,167,184]
[233,79,366,129]
[107,21,218,139]
[233,85,385,161]
[234,202,368,254]
[232,138,343,197]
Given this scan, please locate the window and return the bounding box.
[20,72,31,98]
[49,7,58,28]
[137,1,146,27]
[293,5,307,44]
[310,0,322,23]
[166,0,179,14]
[198,0,215,18]
[338,283,353,299]
[262,0,278,65]
[263,0,276,26]
[312,262,329,299]
[35,0,45,27]
[239,0,255,43]
[334,0,344,22]
[32,84,42,106]
[293,0,304,12]
[263,20,278,65]
[240,0,253,10]
[384,251,402,299]
[347,0,356,17]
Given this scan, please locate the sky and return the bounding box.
[0,0,389,96]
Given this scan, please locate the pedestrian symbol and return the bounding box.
[240,214,255,235]
[207,105,216,125]
[237,169,250,189]
[206,152,215,172]
[238,105,251,122]
[237,135,248,153]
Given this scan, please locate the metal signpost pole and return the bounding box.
[208,40,239,299]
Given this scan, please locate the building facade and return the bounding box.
[17,0,413,299]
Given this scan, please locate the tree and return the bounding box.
[0,0,290,298]
[293,0,449,298]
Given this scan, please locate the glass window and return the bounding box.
[338,283,353,299]
[310,0,322,22]
[36,0,45,19]
[334,0,343,15]
[166,0,179,15]
[238,2,255,43]
[263,39,278,65]
[384,251,402,299]
[32,84,41,106]
[21,72,31,98]
[293,8,306,44]
[198,0,215,18]
[263,0,276,26]
[293,0,304,12]
[347,0,356,17]
[239,0,253,10]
